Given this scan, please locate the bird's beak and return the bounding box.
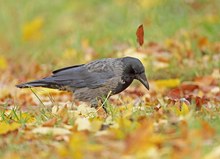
[136,73,150,90]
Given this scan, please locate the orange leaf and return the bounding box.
[136,24,144,46]
[194,76,215,86]
[42,118,57,127]
[201,121,215,139]
[198,36,209,48]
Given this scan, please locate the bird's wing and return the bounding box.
[50,61,115,89]
[52,64,84,74]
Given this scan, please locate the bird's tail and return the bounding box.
[16,79,60,90]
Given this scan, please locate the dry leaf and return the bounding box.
[75,117,91,131]
[136,24,144,46]
[42,117,57,127]
[154,79,180,89]
[0,122,21,135]
[32,127,71,135]
[167,84,199,100]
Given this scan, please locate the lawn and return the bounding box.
[0,0,220,158]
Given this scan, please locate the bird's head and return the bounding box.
[122,57,149,90]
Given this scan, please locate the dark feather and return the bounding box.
[51,62,114,88]
[52,64,84,74]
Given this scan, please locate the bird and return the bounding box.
[16,57,149,112]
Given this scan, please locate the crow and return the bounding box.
[16,57,149,111]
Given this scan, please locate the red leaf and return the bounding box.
[136,24,144,46]
[195,96,209,110]
[167,84,199,100]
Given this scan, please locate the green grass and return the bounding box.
[1,0,220,62]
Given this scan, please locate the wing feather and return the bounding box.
[49,61,115,89]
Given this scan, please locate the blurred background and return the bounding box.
[0,0,219,80]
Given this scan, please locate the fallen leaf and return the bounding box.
[194,96,208,110]
[0,56,8,70]
[0,122,21,135]
[136,24,144,46]
[76,104,97,117]
[167,84,199,100]
[125,119,165,154]
[75,117,91,131]
[198,36,209,49]
[32,127,71,135]
[172,102,190,116]
[154,79,180,89]
[42,117,57,127]
[194,76,215,86]
[89,119,103,132]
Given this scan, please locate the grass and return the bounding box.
[1,0,220,61]
[1,0,219,81]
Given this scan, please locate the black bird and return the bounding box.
[16,57,149,110]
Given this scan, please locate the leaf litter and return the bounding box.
[0,23,220,159]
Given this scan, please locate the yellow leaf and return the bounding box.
[154,79,180,88]
[2,110,35,123]
[19,112,36,123]
[180,102,190,115]
[111,117,133,139]
[22,17,44,41]
[0,122,21,135]
[90,118,103,132]
[58,133,85,159]
[172,102,190,116]
[0,56,7,70]
[58,132,103,159]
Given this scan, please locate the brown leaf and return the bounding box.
[194,76,215,86]
[136,24,144,46]
[167,84,199,100]
[198,36,209,49]
[42,117,57,127]
[194,96,209,110]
